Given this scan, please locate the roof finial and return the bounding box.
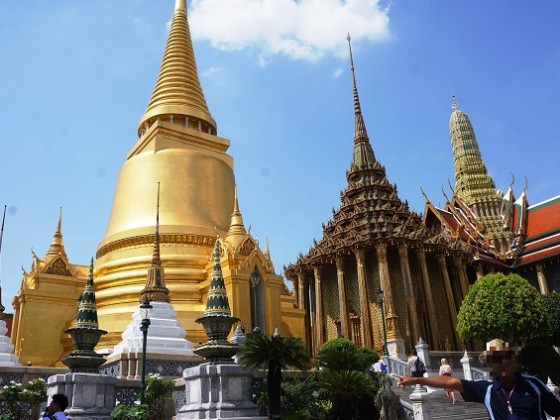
[46,207,67,260]
[346,34,375,167]
[347,33,361,116]
[175,0,186,11]
[452,94,460,111]
[226,185,248,245]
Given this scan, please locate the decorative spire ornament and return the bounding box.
[141,182,170,303]
[194,239,240,363]
[63,258,107,373]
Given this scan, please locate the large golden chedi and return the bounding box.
[11,0,304,365]
[95,0,303,348]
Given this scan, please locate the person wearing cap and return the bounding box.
[395,339,560,419]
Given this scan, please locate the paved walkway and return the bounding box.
[393,383,490,419]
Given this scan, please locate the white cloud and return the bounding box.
[201,66,223,78]
[333,68,344,78]
[189,0,391,62]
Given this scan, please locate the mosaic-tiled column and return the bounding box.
[437,255,457,320]
[355,249,373,348]
[297,271,305,309]
[437,254,458,348]
[475,263,484,279]
[453,256,469,300]
[399,245,420,347]
[416,249,440,349]
[335,257,350,339]
[536,264,550,294]
[375,243,400,340]
[313,266,325,353]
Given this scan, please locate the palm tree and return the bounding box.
[238,329,310,419]
[316,338,380,419]
[319,369,378,419]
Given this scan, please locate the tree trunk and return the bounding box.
[267,369,282,419]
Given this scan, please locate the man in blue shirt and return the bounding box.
[396,339,560,420]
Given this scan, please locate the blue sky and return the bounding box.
[1,1,559,310]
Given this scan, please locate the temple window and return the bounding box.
[250,266,267,334]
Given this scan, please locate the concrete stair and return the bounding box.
[393,384,490,419]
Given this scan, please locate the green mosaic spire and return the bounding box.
[204,240,232,317]
[74,258,99,329]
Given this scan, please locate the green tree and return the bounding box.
[238,331,310,420]
[316,338,378,372]
[316,338,380,420]
[457,272,549,344]
[144,374,175,420]
[542,291,560,346]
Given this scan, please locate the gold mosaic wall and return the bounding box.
[322,265,340,341]
[426,254,455,350]
[365,248,382,353]
[344,257,363,345]
[387,247,409,349]
[408,251,431,345]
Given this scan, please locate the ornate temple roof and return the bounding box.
[515,194,560,266]
[287,37,457,270]
[138,0,216,136]
[423,99,541,263]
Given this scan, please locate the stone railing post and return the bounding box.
[416,338,431,370]
[409,384,431,420]
[461,350,473,380]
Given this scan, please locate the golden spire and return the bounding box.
[138,0,216,136]
[46,207,67,260]
[226,185,247,247]
[141,182,170,303]
[347,34,376,168]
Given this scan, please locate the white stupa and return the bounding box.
[0,289,21,366]
[112,301,194,355]
[110,185,194,357]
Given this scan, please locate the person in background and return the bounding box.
[396,339,560,420]
[42,393,69,420]
[439,358,456,404]
[406,352,424,378]
[372,356,388,374]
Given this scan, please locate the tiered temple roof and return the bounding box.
[287,38,466,271]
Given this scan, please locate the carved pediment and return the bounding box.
[238,236,256,257]
[44,258,72,276]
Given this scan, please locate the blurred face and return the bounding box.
[48,400,60,414]
[487,351,517,383]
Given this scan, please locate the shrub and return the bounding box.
[317,338,379,372]
[110,404,149,420]
[144,374,175,420]
[457,272,549,344]
[0,378,47,420]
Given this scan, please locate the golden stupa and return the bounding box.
[11,0,304,366]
